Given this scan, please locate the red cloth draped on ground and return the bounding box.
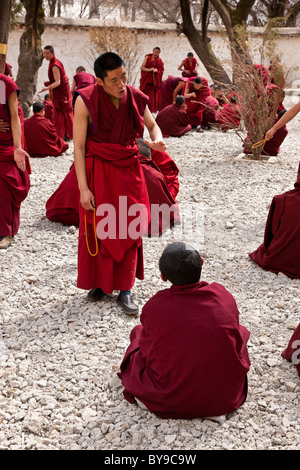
[282,324,300,376]
[46,163,79,226]
[139,152,180,237]
[75,83,150,293]
[157,76,185,111]
[156,103,191,137]
[140,53,164,113]
[216,103,241,131]
[201,95,219,127]
[46,56,73,139]
[118,281,251,419]
[24,113,69,158]
[182,77,210,127]
[249,173,300,278]
[0,74,31,236]
[43,99,54,123]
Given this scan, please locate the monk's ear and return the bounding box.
[95,77,104,87]
[160,273,168,282]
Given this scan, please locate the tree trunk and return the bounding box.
[0,0,13,74]
[179,0,232,85]
[16,0,45,117]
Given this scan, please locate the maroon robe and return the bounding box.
[4,63,12,76]
[73,71,95,90]
[156,103,191,137]
[201,95,219,127]
[282,324,300,376]
[140,53,164,113]
[46,56,73,139]
[0,74,31,237]
[118,281,251,419]
[75,84,151,294]
[43,99,54,123]
[217,103,241,131]
[157,76,185,111]
[24,113,69,158]
[261,124,288,156]
[46,163,79,227]
[151,149,179,200]
[249,172,300,278]
[181,57,197,77]
[182,77,211,127]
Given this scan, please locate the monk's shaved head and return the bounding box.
[159,242,202,285]
[94,52,125,81]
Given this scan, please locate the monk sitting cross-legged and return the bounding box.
[24,102,69,158]
[118,242,251,419]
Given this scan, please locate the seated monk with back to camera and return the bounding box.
[118,242,251,419]
[155,95,192,138]
[24,101,69,158]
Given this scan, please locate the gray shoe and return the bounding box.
[117,293,139,316]
[86,288,106,302]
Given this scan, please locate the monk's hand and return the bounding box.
[144,139,167,152]
[80,188,96,211]
[0,119,10,132]
[265,129,275,141]
[14,148,29,172]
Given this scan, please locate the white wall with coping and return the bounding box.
[6,18,300,99]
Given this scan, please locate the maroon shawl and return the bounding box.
[156,103,191,138]
[24,113,68,158]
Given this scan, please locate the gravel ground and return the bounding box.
[0,96,299,451]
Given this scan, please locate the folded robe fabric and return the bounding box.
[156,103,191,138]
[119,281,251,419]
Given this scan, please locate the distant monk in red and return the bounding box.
[0,73,30,249]
[201,93,219,129]
[178,52,199,78]
[157,76,185,111]
[73,52,167,316]
[118,242,251,419]
[261,110,288,156]
[249,162,300,279]
[282,324,300,377]
[46,163,79,227]
[156,96,191,137]
[140,47,164,113]
[43,93,54,123]
[71,66,95,94]
[40,45,73,140]
[216,96,241,131]
[183,76,211,129]
[24,102,69,158]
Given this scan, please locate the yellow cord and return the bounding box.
[252,138,267,149]
[84,208,98,257]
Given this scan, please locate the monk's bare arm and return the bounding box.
[143,105,167,152]
[39,65,61,92]
[266,101,300,140]
[73,96,95,211]
[8,91,29,172]
[141,57,153,73]
[173,81,184,103]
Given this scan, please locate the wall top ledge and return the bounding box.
[15,16,300,36]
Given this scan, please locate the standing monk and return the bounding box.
[40,45,73,140]
[73,52,167,316]
[139,47,164,113]
[183,76,211,129]
[0,74,30,249]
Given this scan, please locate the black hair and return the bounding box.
[176,95,185,105]
[44,45,54,54]
[153,47,161,52]
[187,52,194,57]
[33,101,45,113]
[136,138,151,158]
[278,109,287,119]
[76,66,86,72]
[159,242,202,286]
[194,77,202,84]
[94,52,125,80]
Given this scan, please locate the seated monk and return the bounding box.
[178,52,199,78]
[46,163,79,227]
[249,163,300,278]
[155,96,192,138]
[261,110,288,156]
[43,94,54,123]
[24,101,69,158]
[282,324,300,377]
[182,76,211,130]
[201,94,219,129]
[118,242,251,419]
[216,96,241,131]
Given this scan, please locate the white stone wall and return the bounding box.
[6,19,300,101]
